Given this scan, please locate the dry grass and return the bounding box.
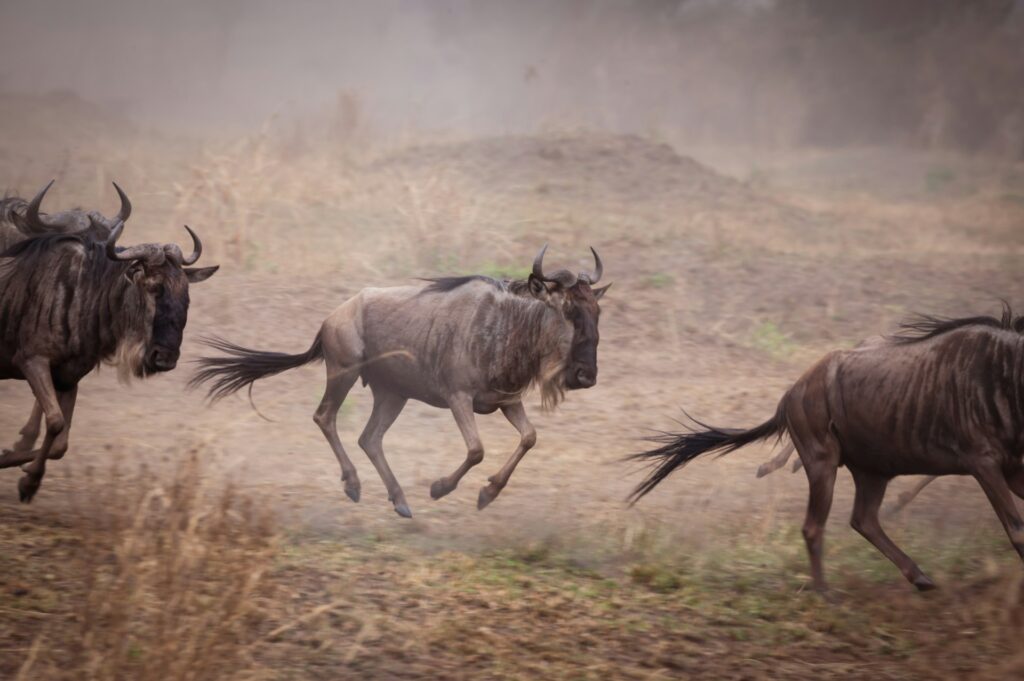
[0,455,275,680]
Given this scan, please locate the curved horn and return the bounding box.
[106,221,125,260]
[532,243,549,280]
[106,222,163,264]
[25,180,56,231]
[579,246,603,284]
[181,225,201,265]
[111,181,132,223]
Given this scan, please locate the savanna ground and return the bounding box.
[1,94,1023,679]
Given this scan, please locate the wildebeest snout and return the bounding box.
[570,364,597,389]
[148,347,180,372]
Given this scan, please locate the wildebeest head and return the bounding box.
[29,181,219,376]
[107,223,219,375]
[527,245,609,390]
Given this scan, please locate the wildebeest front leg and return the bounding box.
[974,461,1024,562]
[430,393,484,501]
[5,401,43,454]
[0,392,75,469]
[357,387,411,518]
[477,401,536,510]
[15,358,66,503]
[849,467,936,590]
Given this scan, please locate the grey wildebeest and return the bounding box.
[191,246,608,518]
[629,306,1024,593]
[0,181,219,501]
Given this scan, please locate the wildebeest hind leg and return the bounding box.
[431,392,484,501]
[357,387,411,517]
[883,475,937,518]
[973,461,1024,562]
[313,368,361,503]
[4,401,43,455]
[849,467,935,590]
[756,441,795,478]
[477,401,537,510]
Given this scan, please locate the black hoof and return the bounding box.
[913,575,937,592]
[430,479,452,500]
[394,502,413,519]
[17,475,39,504]
[477,484,501,510]
[343,481,360,503]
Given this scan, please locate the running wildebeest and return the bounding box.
[754,334,939,516]
[630,306,1024,593]
[0,181,219,501]
[191,245,608,517]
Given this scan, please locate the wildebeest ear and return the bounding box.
[184,265,219,284]
[593,283,612,300]
[123,261,145,285]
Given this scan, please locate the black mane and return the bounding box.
[420,275,506,294]
[0,231,87,259]
[893,302,1024,344]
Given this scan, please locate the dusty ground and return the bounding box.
[1,108,1023,678]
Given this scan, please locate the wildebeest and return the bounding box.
[191,245,608,517]
[754,334,940,517]
[630,306,1024,593]
[0,181,219,501]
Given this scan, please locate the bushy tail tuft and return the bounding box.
[628,412,783,503]
[190,333,324,401]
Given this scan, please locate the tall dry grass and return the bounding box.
[10,455,275,681]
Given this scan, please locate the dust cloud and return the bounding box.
[1,0,1021,154]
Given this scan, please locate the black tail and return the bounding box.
[189,333,324,401]
[628,412,784,503]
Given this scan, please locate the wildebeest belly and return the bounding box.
[360,356,449,407]
[830,352,976,476]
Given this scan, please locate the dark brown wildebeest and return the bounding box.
[0,181,219,501]
[191,245,608,518]
[1,180,136,454]
[754,334,939,516]
[630,306,1024,593]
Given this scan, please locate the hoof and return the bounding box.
[393,502,413,519]
[913,574,937,592]
[343,480,360,503]
[430,479,453,500]
[755,465,770,479]
[17,475,39,504]
[477,484,501,510]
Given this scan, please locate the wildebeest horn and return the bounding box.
[25,180,56,231]
[532,243,549,280]
[164,225,202,266]
[578,246,603,285]
[181,225,201,265]
[111,181,132,223]
[106,222,164,265]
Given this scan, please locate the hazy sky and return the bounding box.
[0,0,646,133]
[1,1,1021,152]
